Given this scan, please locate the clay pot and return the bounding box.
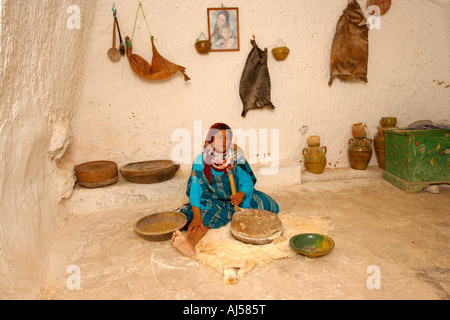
[303,136,327,174]
[373,126,386,169]
[373,117,397,169]
[348,138,372,170]
[380,117,397,128]
[195,40,211,54]
[352,123,369,138]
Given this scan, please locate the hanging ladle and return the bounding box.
[114,9,125,55]
[107,12,121,62]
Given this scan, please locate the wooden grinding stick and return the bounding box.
[228,173,240,212]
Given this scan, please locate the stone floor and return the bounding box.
[41,178,449,300]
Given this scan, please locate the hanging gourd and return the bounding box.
[271,38,290,61]
[125,2,190,81]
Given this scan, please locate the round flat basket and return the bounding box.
[75,160,118,188]
[134,211,187,242]
[120,160,180,184]
[230,209,284,245]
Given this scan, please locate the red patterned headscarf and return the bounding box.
[203,123,234,185]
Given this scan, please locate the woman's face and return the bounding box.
[212,129,232,153]
[217,13,227,28]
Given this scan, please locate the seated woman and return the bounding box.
[171,123,279,257]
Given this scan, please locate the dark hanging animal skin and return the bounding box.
[328,0,369,86]
[239,39,275,117]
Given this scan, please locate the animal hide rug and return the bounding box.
[239,39,275,117]
[328,0,369,86]
[191,212,333,284]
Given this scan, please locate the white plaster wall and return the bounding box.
[0,0,96,299]
[66,0,450,171]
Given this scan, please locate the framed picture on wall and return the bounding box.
[207,7,240,52]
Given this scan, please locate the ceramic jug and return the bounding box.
[380,117,397,128]
[348,137,372,170]
[373,117,397,169]
[303,136,327,174]
[373,126,386,169]
[352,123,368,138]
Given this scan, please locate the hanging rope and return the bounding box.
[196,32,208,41]
[124,2,190,81]
[131,2,154,43]
[273,38,287,48]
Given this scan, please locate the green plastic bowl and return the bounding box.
[290,233,335,257]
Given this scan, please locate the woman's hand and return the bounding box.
[188,207,205,234]
[231,191,246,207]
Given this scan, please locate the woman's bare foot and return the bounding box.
[171,230,196,257]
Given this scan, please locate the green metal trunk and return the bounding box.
[383,129,450,192]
